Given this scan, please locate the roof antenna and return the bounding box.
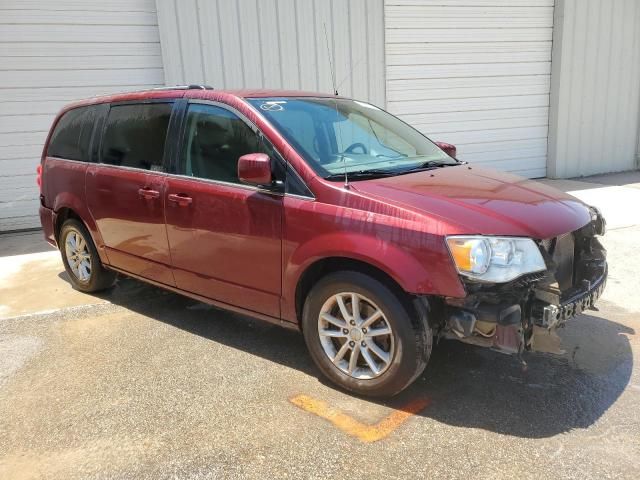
[323,23,349,189]
[323,23,338,96]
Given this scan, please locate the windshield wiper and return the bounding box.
[399,160,460,174]
[324,169,397,181]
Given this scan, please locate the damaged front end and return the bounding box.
[439,208,607,355]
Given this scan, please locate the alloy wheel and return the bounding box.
[318,292,395,379]
[64,229,92,282]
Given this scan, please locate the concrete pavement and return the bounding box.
[1,173,639,479]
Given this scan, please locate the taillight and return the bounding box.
[36,164,42,189]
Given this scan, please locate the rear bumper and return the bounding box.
[39,203,57,247]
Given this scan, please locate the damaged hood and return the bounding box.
[351,165,591,239]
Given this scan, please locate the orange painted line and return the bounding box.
[290,394,430,443]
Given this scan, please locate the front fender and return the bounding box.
[281,231,465,323]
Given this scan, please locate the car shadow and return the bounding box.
[67,274,634,440]
[396,310,634,438]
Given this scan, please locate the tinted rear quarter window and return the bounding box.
[47,106,96,161]
[101,103,172,171]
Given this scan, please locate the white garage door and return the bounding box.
[385,0,554,178]
[0,0,165,232]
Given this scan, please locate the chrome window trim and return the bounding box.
[165,171,317,201]
[166,171,282,196]
[45,156,86,164]
[47,156,170,177]
[47,155,315,202]
[286,192,316,202]
[89,162,169,176]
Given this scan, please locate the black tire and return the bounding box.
[59,219,116,293]
[302,271,431,397]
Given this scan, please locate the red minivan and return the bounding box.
[38,86,607,397]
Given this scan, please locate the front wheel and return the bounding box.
[59,219,116,292]
[302,271,431,397]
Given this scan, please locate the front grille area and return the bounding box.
[540,238,553,251]
[532,221,607,327]
[445,218,607,349]
[512,271,547,288]
[538,221,607,303]
[551,233,575,291]
[539,231,580,294]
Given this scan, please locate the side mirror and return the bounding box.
[238,153,273,187]
[435,141,457,159]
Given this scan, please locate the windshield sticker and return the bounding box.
[260,101,286,112]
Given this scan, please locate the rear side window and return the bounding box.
[101,103,172,171]
[47,106,96,161]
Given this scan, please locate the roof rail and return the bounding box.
[151,84,214,91]
[89,84,215,100]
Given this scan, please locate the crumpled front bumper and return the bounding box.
[535,264,607,329]
[439,211,607,355]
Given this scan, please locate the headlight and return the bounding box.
[589,206,606,235]
[446,236,546,283]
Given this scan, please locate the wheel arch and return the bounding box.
[53,200,108,265]
[54,207,82,243]
[283,229,465,324]
[297,261,434,396]
[294,256,414,326]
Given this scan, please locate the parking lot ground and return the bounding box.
[1,174,640,479]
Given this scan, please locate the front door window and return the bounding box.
[181,104,262,184]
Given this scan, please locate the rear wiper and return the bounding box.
[324,169,397,181]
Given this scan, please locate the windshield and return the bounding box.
[247,97,457,179]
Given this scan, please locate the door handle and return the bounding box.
[138,188,160,200]
[168,193,193,207]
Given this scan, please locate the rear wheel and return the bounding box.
[59,219,116,292]
[302,271,431,397]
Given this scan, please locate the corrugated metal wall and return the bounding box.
[385,0,555,178]
[0,0,164,231]
[548,0,640,178]
[155,0,385,106]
